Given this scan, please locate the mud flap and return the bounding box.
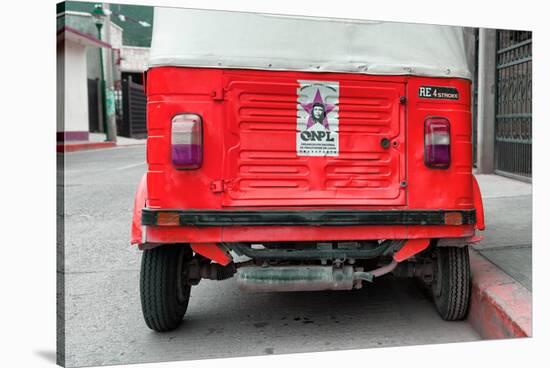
[472,176,485,230]
[393,238,431,263]
[191,243,232,266]
[130,173,147,245]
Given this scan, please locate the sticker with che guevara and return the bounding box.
[296,80,339,156]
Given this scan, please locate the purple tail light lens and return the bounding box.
[171,114,203,169]
[425,117,450,169]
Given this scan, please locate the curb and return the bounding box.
[468,249,532,339]
[117,142,147,147]
[57,141,117,153]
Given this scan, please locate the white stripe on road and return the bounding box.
[65,162,145,174]
[61,144,145,154]
[111,162,146,171]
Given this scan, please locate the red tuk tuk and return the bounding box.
[131,8,484,332]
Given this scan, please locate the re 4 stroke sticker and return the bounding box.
[418,86,459,100]
[296,80,339,156]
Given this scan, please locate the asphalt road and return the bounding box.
[59,146,480,368]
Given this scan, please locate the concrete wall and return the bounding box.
[476,29,496,174]
[61,40,90,137]
[57,42,65,133]
[121,46,150,73]
[111,22,123,49]
[86,46,101,81]
[58,12,101,81]
[109,23,123,86]
[60,11,146,80]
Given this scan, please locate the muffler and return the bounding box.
[236,260,398,292]
[236,265,356,292]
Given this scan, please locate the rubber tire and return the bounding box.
[431,246,471,321]
[140,245,191,332]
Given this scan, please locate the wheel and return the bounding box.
[431,246,471,321]
[140,244,192,332]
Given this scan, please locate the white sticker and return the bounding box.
[296,80,339,156]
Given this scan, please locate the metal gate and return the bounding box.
[495,30,532,180]
[121,78,147,138]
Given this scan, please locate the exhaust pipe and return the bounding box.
[236,265,355,292]
[236,261,398,292]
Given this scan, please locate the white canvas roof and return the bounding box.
[149,7,474,80]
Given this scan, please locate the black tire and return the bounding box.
[140,245,192,332]
[431,246,471,321]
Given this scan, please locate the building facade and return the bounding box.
[475,29,532,181]
[57,2,153,141]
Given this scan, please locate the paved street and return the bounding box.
[60,146,480,367]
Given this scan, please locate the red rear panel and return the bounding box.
[222,72,406,206]
[145,67,473,214]
[143,67,475,244]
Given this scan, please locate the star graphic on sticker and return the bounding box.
[300,89,336,130]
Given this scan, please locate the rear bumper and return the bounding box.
[142,209,476,227]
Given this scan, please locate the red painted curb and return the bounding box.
[57,142,117,153]
[468,250,532,339]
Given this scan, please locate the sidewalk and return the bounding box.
[57,133,146,152]
[468,174,532,339]
[473,174,532,290]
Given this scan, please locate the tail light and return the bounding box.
[171,114,203,169]
[424,117,450,169]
